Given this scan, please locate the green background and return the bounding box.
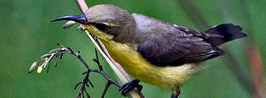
[0,0,265,98]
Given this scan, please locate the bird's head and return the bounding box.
[52,4,136,43]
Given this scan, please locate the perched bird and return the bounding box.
[52,4,246,98]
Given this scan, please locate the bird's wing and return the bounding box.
[137,24,223,66]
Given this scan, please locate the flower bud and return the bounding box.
[28,62,38,73]
[37,66,43,74]
[63,21,76,29]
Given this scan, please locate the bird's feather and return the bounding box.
[133,14,223,66]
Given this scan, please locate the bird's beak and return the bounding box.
[51,13,88,24]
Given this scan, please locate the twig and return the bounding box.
[29,43,120,98]
[75,0,143,97]
[30,1,143,97]
[75,0,132,83]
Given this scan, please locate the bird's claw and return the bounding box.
[119,79,143,96]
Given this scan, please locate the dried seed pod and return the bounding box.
[63,21,76,29]
[37,66,43,74]
[28,62,38,73]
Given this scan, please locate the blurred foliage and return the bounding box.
[0,0,265,98]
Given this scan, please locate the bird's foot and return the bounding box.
[119,79,143,96]
[171,87,180,98]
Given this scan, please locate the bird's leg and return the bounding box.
[171,87,180,98]
[119,79,143,96]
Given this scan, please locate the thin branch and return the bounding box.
[75,0,89,12]
[30,0,143,97]
[30,43,120,98]
[75,0,132,82]
[74,0,143,97]
[101,81,112,98]
[80,26,144,98]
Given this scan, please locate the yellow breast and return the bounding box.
[101,40,203,88]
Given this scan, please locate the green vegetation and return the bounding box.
[0,0,265,98]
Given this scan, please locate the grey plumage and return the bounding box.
[132,13,246,66]
[51,4,247,98]
[52,4,246,67]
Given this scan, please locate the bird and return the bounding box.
[51,4,246,98]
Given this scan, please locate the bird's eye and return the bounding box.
[90,22,110,31]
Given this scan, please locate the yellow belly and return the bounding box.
[102,41,203,88]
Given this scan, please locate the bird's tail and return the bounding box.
[205,23,247,46]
